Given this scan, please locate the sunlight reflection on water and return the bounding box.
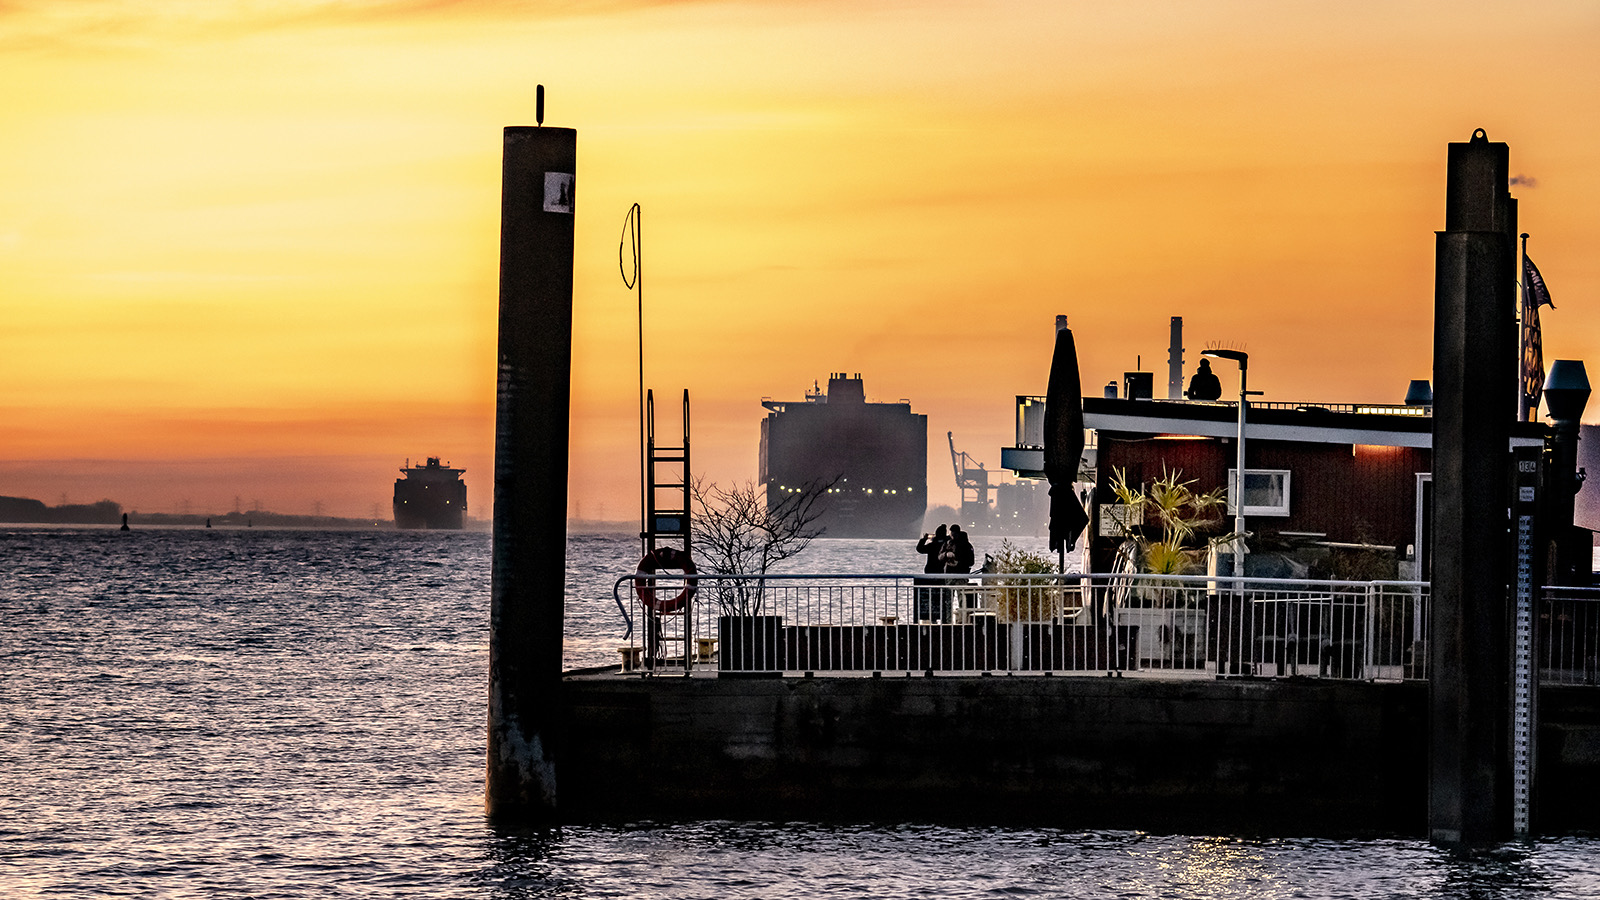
[1,528,1596,899]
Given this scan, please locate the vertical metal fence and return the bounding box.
[610,572,1433,680]
[1540,586,1600,685]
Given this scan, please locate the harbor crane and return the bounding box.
[948,432,992,531]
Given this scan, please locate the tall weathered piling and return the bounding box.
[487,124,577,819]
[1429,129,1517,846]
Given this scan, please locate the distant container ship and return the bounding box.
[759,374,927,539]
[393,458,467,530]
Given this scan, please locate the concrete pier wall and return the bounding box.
[1538,685,1600,832]
[560,676,1430,834]
[558,675,1600,834]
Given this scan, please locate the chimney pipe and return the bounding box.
[1168,317,1184,400]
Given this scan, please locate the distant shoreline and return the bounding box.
[0,504,618,534]
[0,495,496,531]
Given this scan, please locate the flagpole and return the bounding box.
[1521,232,1531,422]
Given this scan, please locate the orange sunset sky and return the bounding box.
[4,1,1599,522]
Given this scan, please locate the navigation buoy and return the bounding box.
[120,513,130,532]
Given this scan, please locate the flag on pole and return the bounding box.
[1520,251,1554,420]
[1522,301,1544,421]
[1525,254,1555,309]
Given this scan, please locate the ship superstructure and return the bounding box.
[759,374,926,538]
[393,457,467,530]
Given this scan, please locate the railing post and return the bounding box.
[682,578,692,676]
[1364,583,1376,677]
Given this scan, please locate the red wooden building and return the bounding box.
[1005,396,1547,577]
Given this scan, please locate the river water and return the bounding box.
[3,527,1597,898]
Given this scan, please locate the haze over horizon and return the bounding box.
[5,1,1599,520]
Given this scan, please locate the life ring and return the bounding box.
[634,546,698,614]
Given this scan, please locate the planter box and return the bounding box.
[1017,624,1138,671]
[717,615,783,676]
[1119,607,1207,669]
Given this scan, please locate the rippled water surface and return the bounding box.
[4,527,1598,898]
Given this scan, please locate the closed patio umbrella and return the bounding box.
[1044,317,1089,559]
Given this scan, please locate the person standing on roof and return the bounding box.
[1186,358,1223,401]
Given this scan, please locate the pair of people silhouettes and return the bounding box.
[914,524,974,622]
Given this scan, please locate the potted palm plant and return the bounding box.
[1108,466,1230,667]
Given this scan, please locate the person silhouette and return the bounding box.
[947,525,974,574]
[915,525,948,623]
[1186,358,1223,401]
[944,524,976,622]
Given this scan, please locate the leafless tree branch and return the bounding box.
[690,475,836,615]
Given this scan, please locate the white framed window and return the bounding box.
[1227,468,1291,517]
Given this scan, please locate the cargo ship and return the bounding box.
[393,458,467,530]
[759,374,926,539]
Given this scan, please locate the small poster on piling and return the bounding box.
[543,172,574,213]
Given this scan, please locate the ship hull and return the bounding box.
[809,494,926,539]
[393,459,467,530]
[392,501,464,530]
[760,375,927,540]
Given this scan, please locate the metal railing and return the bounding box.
[1540,586,1600,685]
[1025,393,1430,417]
[611,572,1432,681]
[1020,395,1428,417]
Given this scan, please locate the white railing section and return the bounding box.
[1539,587,1600,686]
[610,572,1432,680]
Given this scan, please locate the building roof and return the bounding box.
[1083,397,1546,449]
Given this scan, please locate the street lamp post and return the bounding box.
[1544,359,1591,585]
[1203,349,1254,571]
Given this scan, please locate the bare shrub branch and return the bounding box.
[690,476,835,615]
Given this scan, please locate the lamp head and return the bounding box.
[1544,359,1591,424]
[1202,348,1248,370]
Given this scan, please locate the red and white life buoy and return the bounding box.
[633,546,698,614]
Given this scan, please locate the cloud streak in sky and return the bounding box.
[0,0,740,48]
